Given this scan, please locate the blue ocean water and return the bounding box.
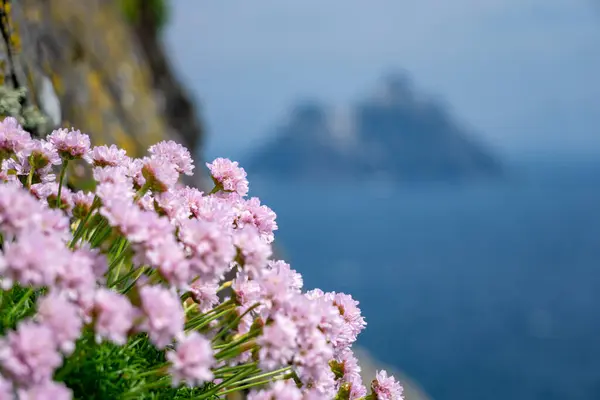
[250,163,600,400]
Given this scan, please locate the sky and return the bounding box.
[165,0,600,161]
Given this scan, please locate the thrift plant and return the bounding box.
[0,117,404,400]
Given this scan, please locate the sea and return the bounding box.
[249,159,600,400]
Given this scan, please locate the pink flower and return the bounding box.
[137,285,184,349]
[232,272,262,308]
[333,293,366,342]
[257,315,298,370]
[93,289,136,345]
[167,332,214,387]
[154,190,191,225]
[127,212,175,254]
[234,226,272,278]
[71,191,95,219]
[348,375,368,400]
[190,281,220,313]
[206,158,249,196]
[1,230,68,289]
[47,128,91,162]
[0,161,22,186]
[27,139,61,170]
[149,140,194,176]
[247,380,303,400]
[55,249,97,306]
[293,328,334,385]
[0,373,12,399]
[124,158,146,188]
[101,200,147,243]
[92,165,132,186]
[142,157,179,192]
[371,370,403,400]
[0,322,63,385]
[37,293,83,355]
[91,144,128,167]
[96,182,134,208]
[235,197,278,243]
[277,295,335,385]
[307,368,337,399]
[146,238,191,288]
[86,247,109,279]
[179,219,236,281]
[184,189,235,227]
[259,261,303,304]
[17,380,72,400]
[38,208,71,240]
[0,184,43,238]
[334,349,362,384]
[304,388,332,400]
[0,117,32,157]
[2,155,32,178]
[30,182,73,211]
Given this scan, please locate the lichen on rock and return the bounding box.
[0,0,205,188]
[0,85,50,135]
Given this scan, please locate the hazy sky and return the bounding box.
[165,0,600,160]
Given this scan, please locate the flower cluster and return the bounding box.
[0,117,403,399]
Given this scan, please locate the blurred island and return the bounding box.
[245,73,503,182]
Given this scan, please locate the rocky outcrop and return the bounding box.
[0,0,205,187]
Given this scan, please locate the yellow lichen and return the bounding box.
[0,1,21,54]
[48,70,64,96]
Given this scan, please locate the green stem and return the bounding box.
[214,330,261,360]
[90,222,112,248]
[213,362,258,376]
[109,256,126,287]
[185,307,234,332]
[180,291,192,302]
[120,267,147,294]
[26,167,34,188]
[230,366,291,387]
[56,160,68,209]
[184,300,235,328]
[217,280,232,292]
[184,301,197,315]
[207,185,220,195]
[134,181,151,202]
[218,376,288,396]
[88,216,108,243]
[212,303,260,343]
[122,378,170,399]
[70,197,100,248]
[112,266,141,289]
[134,365,167,379]
[193,366,256,400]
[107,240,129,285]
[215,343,257,362]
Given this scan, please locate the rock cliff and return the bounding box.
[0,0,205,187]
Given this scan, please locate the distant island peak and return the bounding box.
[245,73,503,182]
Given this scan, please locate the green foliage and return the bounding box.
[120,0,170,32]
[0,287,216,400]
[0,285,40,334]
[57,333,210,399]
